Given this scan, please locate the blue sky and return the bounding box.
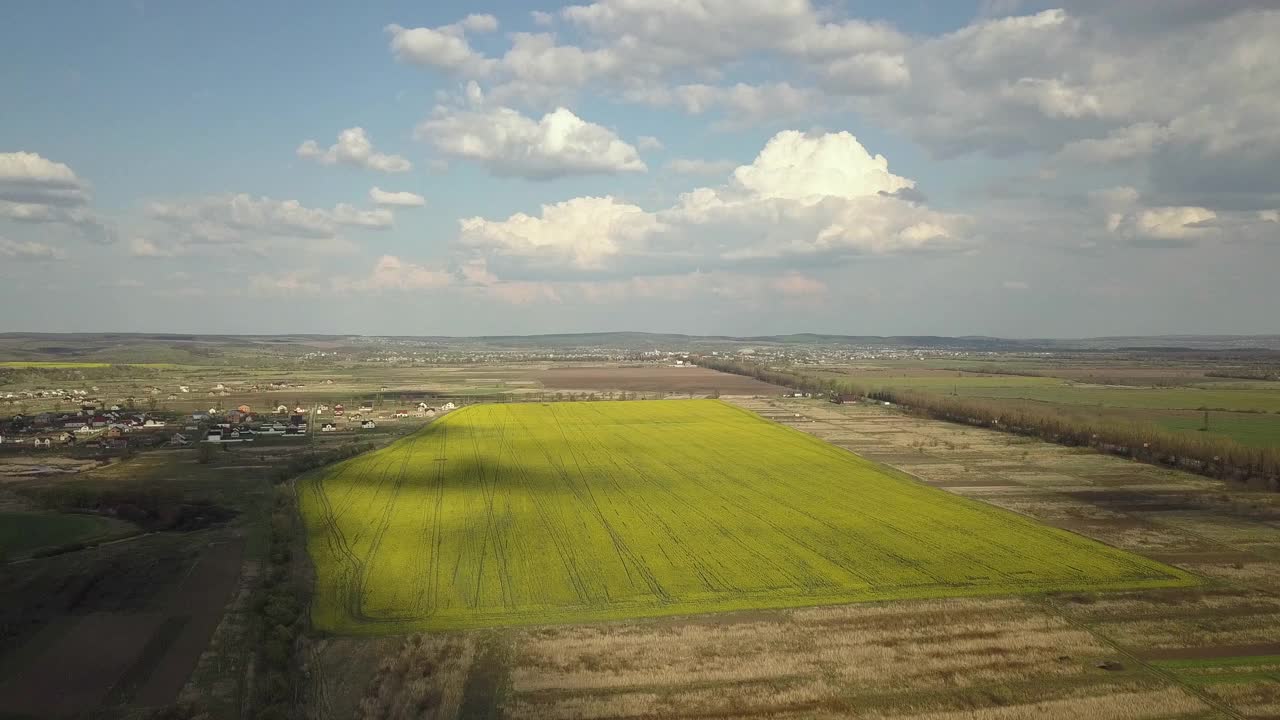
[2,1,1277,337]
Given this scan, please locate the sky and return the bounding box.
[1,0,1278,338]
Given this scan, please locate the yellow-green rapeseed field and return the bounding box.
[301,400,1194,633]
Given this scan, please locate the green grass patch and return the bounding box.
[1154,413,1280,449]
[0,511,134,555]
[301,400,1195,634]
[1152,656,1280,670]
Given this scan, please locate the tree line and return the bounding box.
[697,356,1280,486]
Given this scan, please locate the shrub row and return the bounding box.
[698,356,1280,485]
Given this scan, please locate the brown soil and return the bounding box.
[0,612,166,716]
[534,366,788,394]
[134,539,246,706]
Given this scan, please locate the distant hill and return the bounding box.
[2,331,1279,361]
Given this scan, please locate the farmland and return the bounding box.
[301,400,1191,633]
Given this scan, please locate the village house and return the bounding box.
[360,420,376,429]
[321,423,337,432]
[33,437,52,449]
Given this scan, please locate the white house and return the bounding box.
[441,402,457,411]
[321,423,337,432]
[275,404,289,414]
[75,425,98,435]
[34,437,53,449]
[179,386,190,393]
[144,419,165,428]
[360,420,376,429]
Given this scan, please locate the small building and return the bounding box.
[394,410,409,418]
[33,437,53,449]
[333,404,345,416]
[441,402,457,411]
[275,404,289,414]
[321,423,337,432]
[237,404,252,414]
[360,420,376,430]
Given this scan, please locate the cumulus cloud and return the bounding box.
[1091,186,1219,246]
[0,151,89,206]
[636,135,663,151]
[369,187,426,207]
[0,151,115,242]
[458,130,964,281]
[296,127,411,173]
[0,237,67,261]
[562,0,905,66]
[385,22,497,76]
[461,196,661,271]
[416,105,646,179]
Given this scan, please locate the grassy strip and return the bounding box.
[698,356,1280,484]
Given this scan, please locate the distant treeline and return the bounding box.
[699,356,1280,486]
[1206,367,1280,382]
[0,365,169,387]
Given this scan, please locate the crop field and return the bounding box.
[301,400,1192,633]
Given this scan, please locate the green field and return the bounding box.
[0,511,134,556]
[301,400,1193,633]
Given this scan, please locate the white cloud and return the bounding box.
[0,152,114,243]
[0,237,67,261]
[459,14,498,33]
[296,127,411,173]
[729,131,912,201]
[460,196,661,271]
[657,83,822,121]
[1091,187,1218,245]
[385,22,497,76]
[636,135,663,151]
[416,105,646,179]
[458,130,964,281]
[340,255,454,292]
[0,151,88,206]
[1133,206,1217,241]
[562,0,904,66]
[821,52,910,94]
[369,187,426,207]
[531,10,554,27]
[1002,280,1030,290]
[145,194,391,257]
[666,158,738,176]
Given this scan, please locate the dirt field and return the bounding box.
[533,365,788,394]
[0,537,245,716]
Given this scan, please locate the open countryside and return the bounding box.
[301,400,1192,632]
